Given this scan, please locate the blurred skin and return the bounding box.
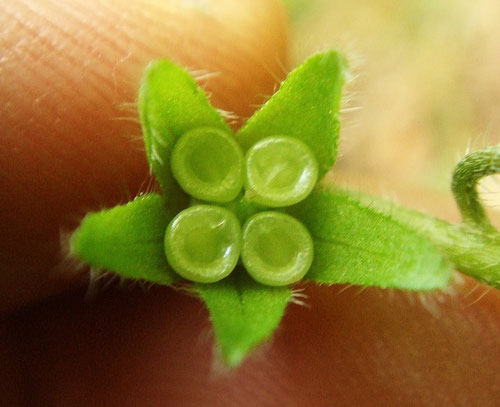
[0,0,288,313]
[293,0,500,191]
[0,1,499,406]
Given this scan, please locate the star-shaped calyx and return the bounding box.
[70,52,452,367]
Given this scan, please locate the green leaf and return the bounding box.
[139,59,231,197]
[70,193,178,284]
[195,271,291,367]
[288,188,452,290]
[236,51,347,179]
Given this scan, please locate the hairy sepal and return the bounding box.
[288,187,452,290]
[70,193,178,284]
[139,59,231,199]
[195,271,291,367]
[236,51,347,179]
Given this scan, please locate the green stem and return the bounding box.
[452,145,500,233]
[371,200,499,287]
[356,145,500,288]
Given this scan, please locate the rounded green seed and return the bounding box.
[244,136,318,207]
[164,205,242,283]
[171,127,244,203]
[241,211,314,286]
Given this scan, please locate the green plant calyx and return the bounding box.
[171,127,244,203]
[244,136,319,207]
[164,205,242,283]
[70,52,500,368]
[241,211,314,286]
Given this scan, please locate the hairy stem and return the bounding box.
[355,145,500,288]
[370,200,500,287]
[452,145,500,232]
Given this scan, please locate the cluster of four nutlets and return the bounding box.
[164,127,318,286]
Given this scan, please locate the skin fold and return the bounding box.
[0,0,498,405]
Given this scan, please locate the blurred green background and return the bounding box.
[284,0,500,210]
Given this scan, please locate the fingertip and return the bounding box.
[0,0,289,313]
